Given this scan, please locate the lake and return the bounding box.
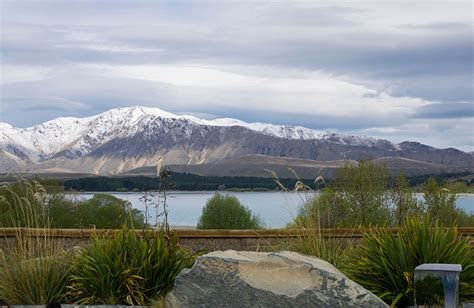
[69,191,474,228]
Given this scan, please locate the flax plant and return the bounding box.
[343,217,474,307]
[67,227,197,305]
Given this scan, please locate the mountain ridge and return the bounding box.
[1,106,472,175]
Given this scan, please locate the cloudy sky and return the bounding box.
[0,0,472,150]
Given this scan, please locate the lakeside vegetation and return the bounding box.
[1,162,472,229]
[292,161,473,228]
[0,179,146,229]
[0,178,197,305]
[0,161,473,306]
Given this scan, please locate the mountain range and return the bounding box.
[1,106,472,177]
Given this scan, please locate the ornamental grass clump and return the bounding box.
[0,244,71,305]
[0,179,71,305]
[343,217,474,307]
[68,227,197,305]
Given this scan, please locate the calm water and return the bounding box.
[69,191,474,228]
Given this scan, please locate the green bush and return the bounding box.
[423,177,467,226]
[332,160,391,227]
[343,217,474,306]
[68,228,196,305]
[291,188,350,229]
[73,194,146,229]
[197,193,263,229]
[0,179,147,229]
[390,173,424,225]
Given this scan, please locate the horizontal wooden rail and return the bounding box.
[0,227,473,239]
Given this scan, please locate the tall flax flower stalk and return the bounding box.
[154,159,172,234]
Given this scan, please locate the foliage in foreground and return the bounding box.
[197,193,263,229]
[0,240,71,305]
[289,229,353,268]
[68,228,197,305]
[343,218,474,307]
[0,178,48,227]
[0,179,71,305]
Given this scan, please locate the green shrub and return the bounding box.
[0,179,147,229]
[291,188,348,229]
[197,193,263,229]
[423,177,464,226]
[343,218,474,306]
[390,173,424,225]
[332,160,391,227]
[74,194,146,229]
[68,228,196,305]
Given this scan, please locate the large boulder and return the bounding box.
[166,250,388,307]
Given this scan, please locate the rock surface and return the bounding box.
[166,250,388,307]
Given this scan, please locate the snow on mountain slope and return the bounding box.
[0,116,92,159]
[0,106,397,170]
[1,106,472,175]
[0,105,384,161]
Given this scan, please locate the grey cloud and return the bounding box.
[414,102,474,119]
[397,22,472,31]
[4,19,471,103]
[1,0,473,150]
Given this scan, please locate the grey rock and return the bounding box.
[166,250,389,308]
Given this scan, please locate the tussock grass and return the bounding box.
[0,179,71,305]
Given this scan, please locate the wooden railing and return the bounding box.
[1,227,473,238]
[1,227,472,251]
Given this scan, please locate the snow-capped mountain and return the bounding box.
[0,106,472,175]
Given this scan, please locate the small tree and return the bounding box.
[390,173,423,225]
[423,177,459,225]
[197,193,263,229]
[292,189,347,228]
[332,160,391,227]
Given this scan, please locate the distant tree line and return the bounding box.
[59,171,473,192]
[62,173,316,192]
